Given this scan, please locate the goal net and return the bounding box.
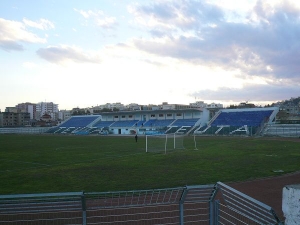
[146,134,185,153]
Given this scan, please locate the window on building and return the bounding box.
[176,113,182,116]
[151,114,155,117]
[167,114,172,117]
[159,114,164,117]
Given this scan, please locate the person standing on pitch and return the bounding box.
[135,134,138,142]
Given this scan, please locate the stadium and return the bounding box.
[40,107,279,136]
[1,106,300,224]
[2,105,299,138]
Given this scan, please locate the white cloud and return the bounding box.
[1,0,300,111]
[22,18,55,30]
[192,82,300,104]
[36,45,102,64]
[74,8,118,29]
[0,18,47,51]
[128,0,300,84]
[95,16,117,29]
[74,8,93,18]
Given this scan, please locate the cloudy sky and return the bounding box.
[1,0,300,111]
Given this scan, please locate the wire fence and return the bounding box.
[0,182,283,225]
[0,127,50,134]
[263,124,300,137]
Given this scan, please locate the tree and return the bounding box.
[71,108,85,115]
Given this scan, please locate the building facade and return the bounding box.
[36,102,59,120]
[0,110,30,127]
[58,110,72,122]
[16,102,37,120]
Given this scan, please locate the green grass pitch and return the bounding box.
[0,134,299,194]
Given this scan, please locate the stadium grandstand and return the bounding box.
[194,107,279,136]
[3,106,298,137]
[45,109,209,135]
[47,115,102,135]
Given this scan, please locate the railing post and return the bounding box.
[179,200,184,225]
[209,200,219,225]
[209,184,220,225]
[81,192,87,225]
[179,187,188,225]
[209,201,214,225]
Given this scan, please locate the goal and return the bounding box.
[146,134,185,153]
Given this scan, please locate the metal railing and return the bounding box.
[216,182,282,225]
[0,127,50,134]
[263,124,300,137]
[0,182,283,225]
[0,192,84,224]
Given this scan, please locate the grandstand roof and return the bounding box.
[220,107,278,113]
[97,108,204,116]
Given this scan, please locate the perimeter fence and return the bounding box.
[0,127,50,134]
[0,182,283,225]
[263,124,300,137]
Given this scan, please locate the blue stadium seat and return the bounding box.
[59,116,100,128]
[94,121,114,128]
[172,119,199,127]
[110,120,139,127]
[211,110,273,127]
[143,119,174,127]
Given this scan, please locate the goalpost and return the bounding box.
[193,135,199,150]
[145,134,185,153]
